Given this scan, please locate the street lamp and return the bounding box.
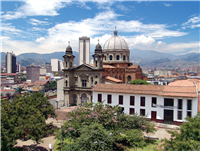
[94,132,112,151]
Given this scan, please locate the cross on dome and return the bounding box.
[68,41,70,46]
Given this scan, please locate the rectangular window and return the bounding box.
[119,95,123,105]
[187,100,192,110]
[70,62,72,67]
[152,97,157,107]
[140,109,145,116]
[178,99,182,109]
[140,97,145,106]
[82,80,87,87]
[66,62,67,67]
[98,94,102,102]
[178,111,182,120]
[164,98,174,106]
[187,111,192,118]
[107,95,112,104]
[130,108,135,114]
[130,96,135,106]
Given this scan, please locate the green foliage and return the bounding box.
[55,102,156,150]
[162,112,200,151]
[130,79,151,85]
[1,92,56,150]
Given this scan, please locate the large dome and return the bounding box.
[103,30,129,50]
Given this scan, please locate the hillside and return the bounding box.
[1,51,199,68]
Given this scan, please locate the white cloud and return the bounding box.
[164,3,172,7]
[36,37,45,42]
[2,0,71,20]
[76,2,91,10]
[182,16,200,29]
[1,23,24,37]
[116,4,130,11]
[1,10,194,56]
[28,18,49,26]
[131,35,155,45]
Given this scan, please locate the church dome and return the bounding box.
[103,30,129,50]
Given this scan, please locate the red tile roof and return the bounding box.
[127,65,139,69]
[92,83,197,98]
[104,76,122,83]
[33,80,48,85]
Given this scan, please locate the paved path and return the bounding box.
[15,136,56,151]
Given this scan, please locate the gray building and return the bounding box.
[6,52,16,73]
[26,65,40,83]
[79,36,90,65]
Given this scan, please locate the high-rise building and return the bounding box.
[6,52,16,73]
[26,65,40,83]
[79,36,90,65]
[51,59,64,72]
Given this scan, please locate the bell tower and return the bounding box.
[92,39,104,69]
[63,41,75,70]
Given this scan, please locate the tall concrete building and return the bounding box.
[26,65,40,83]
[6,52,16,73]
[79,36,90,65]
[51,59,64,72]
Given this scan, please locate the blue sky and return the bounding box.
[1,0,199,56]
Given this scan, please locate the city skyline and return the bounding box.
[1,0,199,56]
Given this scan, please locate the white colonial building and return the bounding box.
[92,79,200,125]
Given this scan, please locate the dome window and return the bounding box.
[116,55,120,60]
[123,55,126,61]
[110,55,113,60]
[66,80,68,87]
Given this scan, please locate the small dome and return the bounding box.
[103,36,129,50]
[66,41,72,53]
[95,43,102,50]
[66,45,72,51]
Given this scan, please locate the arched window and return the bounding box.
[95,81,98,85]
[70,62,72,67]
[119,76,121,80]
[123,55,126,61]
[110,55,112,60]
[116,55,120,60]
[65,80,68,87]
[96,61,97,67]
[105,56,106,60]
[66,62,67,67]
[127,76,131,83]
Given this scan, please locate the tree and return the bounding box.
[55,102,156,150]
[6,93,11,99]
[16,87,24,95]
[130,79,151,85]
[1,92,56,150]
[162,112,200,151]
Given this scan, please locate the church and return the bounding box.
[62,29,144,106]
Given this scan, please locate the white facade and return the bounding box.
[92,91,198,124]
[51,59,64,72]
[79,37,90,65]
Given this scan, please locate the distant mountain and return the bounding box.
[1,50,199,68]
[17,51,79,66]
[130,49,178,62]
